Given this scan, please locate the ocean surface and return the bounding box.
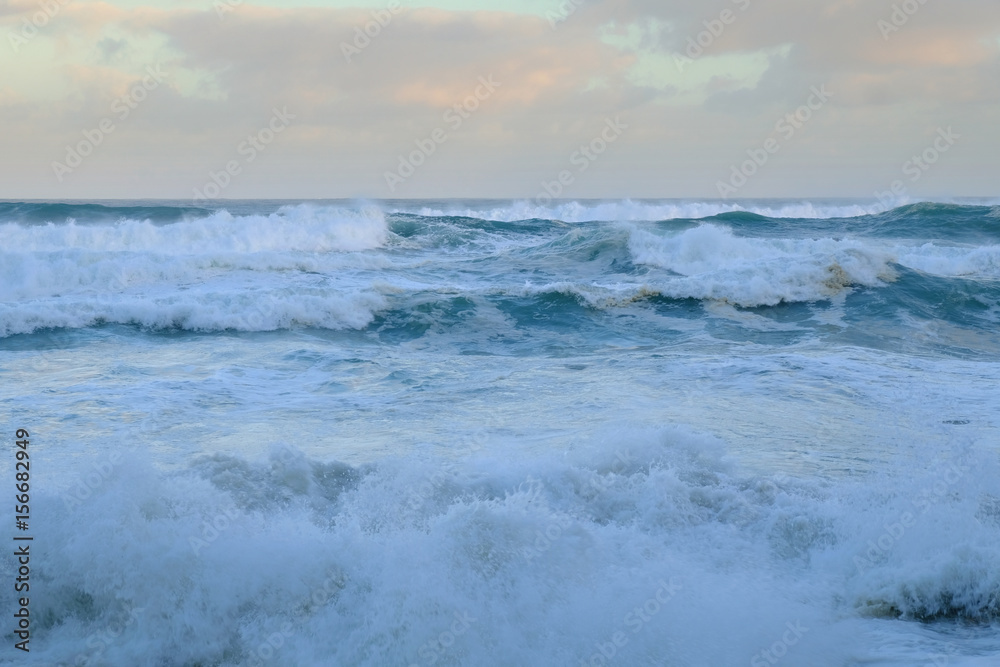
[1,198,999,666]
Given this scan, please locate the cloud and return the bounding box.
[0,0,998,198]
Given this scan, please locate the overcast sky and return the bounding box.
[1,0,997,200]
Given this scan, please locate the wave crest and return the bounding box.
[0,204,388,253]
[627,224,896,306]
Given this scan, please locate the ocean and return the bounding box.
[1,199,998,666]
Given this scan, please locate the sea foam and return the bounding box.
[13,426,999,666]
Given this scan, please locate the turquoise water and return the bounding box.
[1,199,998,666]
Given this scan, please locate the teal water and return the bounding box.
[1,199,998,666]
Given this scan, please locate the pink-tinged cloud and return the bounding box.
[0,0,997,198]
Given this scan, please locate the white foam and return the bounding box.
[895,243,1000,279]
[396,199,887,222]
[627,223,894,306]
[0,204,388,253]
[17,425,999,666]
[626,224,1000,306]
[0,248,396,301]
[0,205,391,335]
[0,289,385,337]
[3,204,996,336]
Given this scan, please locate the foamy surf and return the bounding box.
[2,201,998,335]
[11,425,999,666]
[393,199,888,222]
[0,204,388,254]
[2,199,999,666]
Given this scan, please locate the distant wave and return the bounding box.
[0,290,385,337]
[626,223,1000,306]
[389,199,1000,223]
[392,199,890,222]
[0,204,391,336]
[0,201,210,224]
[3,198,998,226]
[0,204,388,253]
[1,200,997,337]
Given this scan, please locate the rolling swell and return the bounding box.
[0,201,997,355]
[860,203,1000,243]
[0,200,212,224]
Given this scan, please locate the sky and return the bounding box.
[1,0,997,200]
